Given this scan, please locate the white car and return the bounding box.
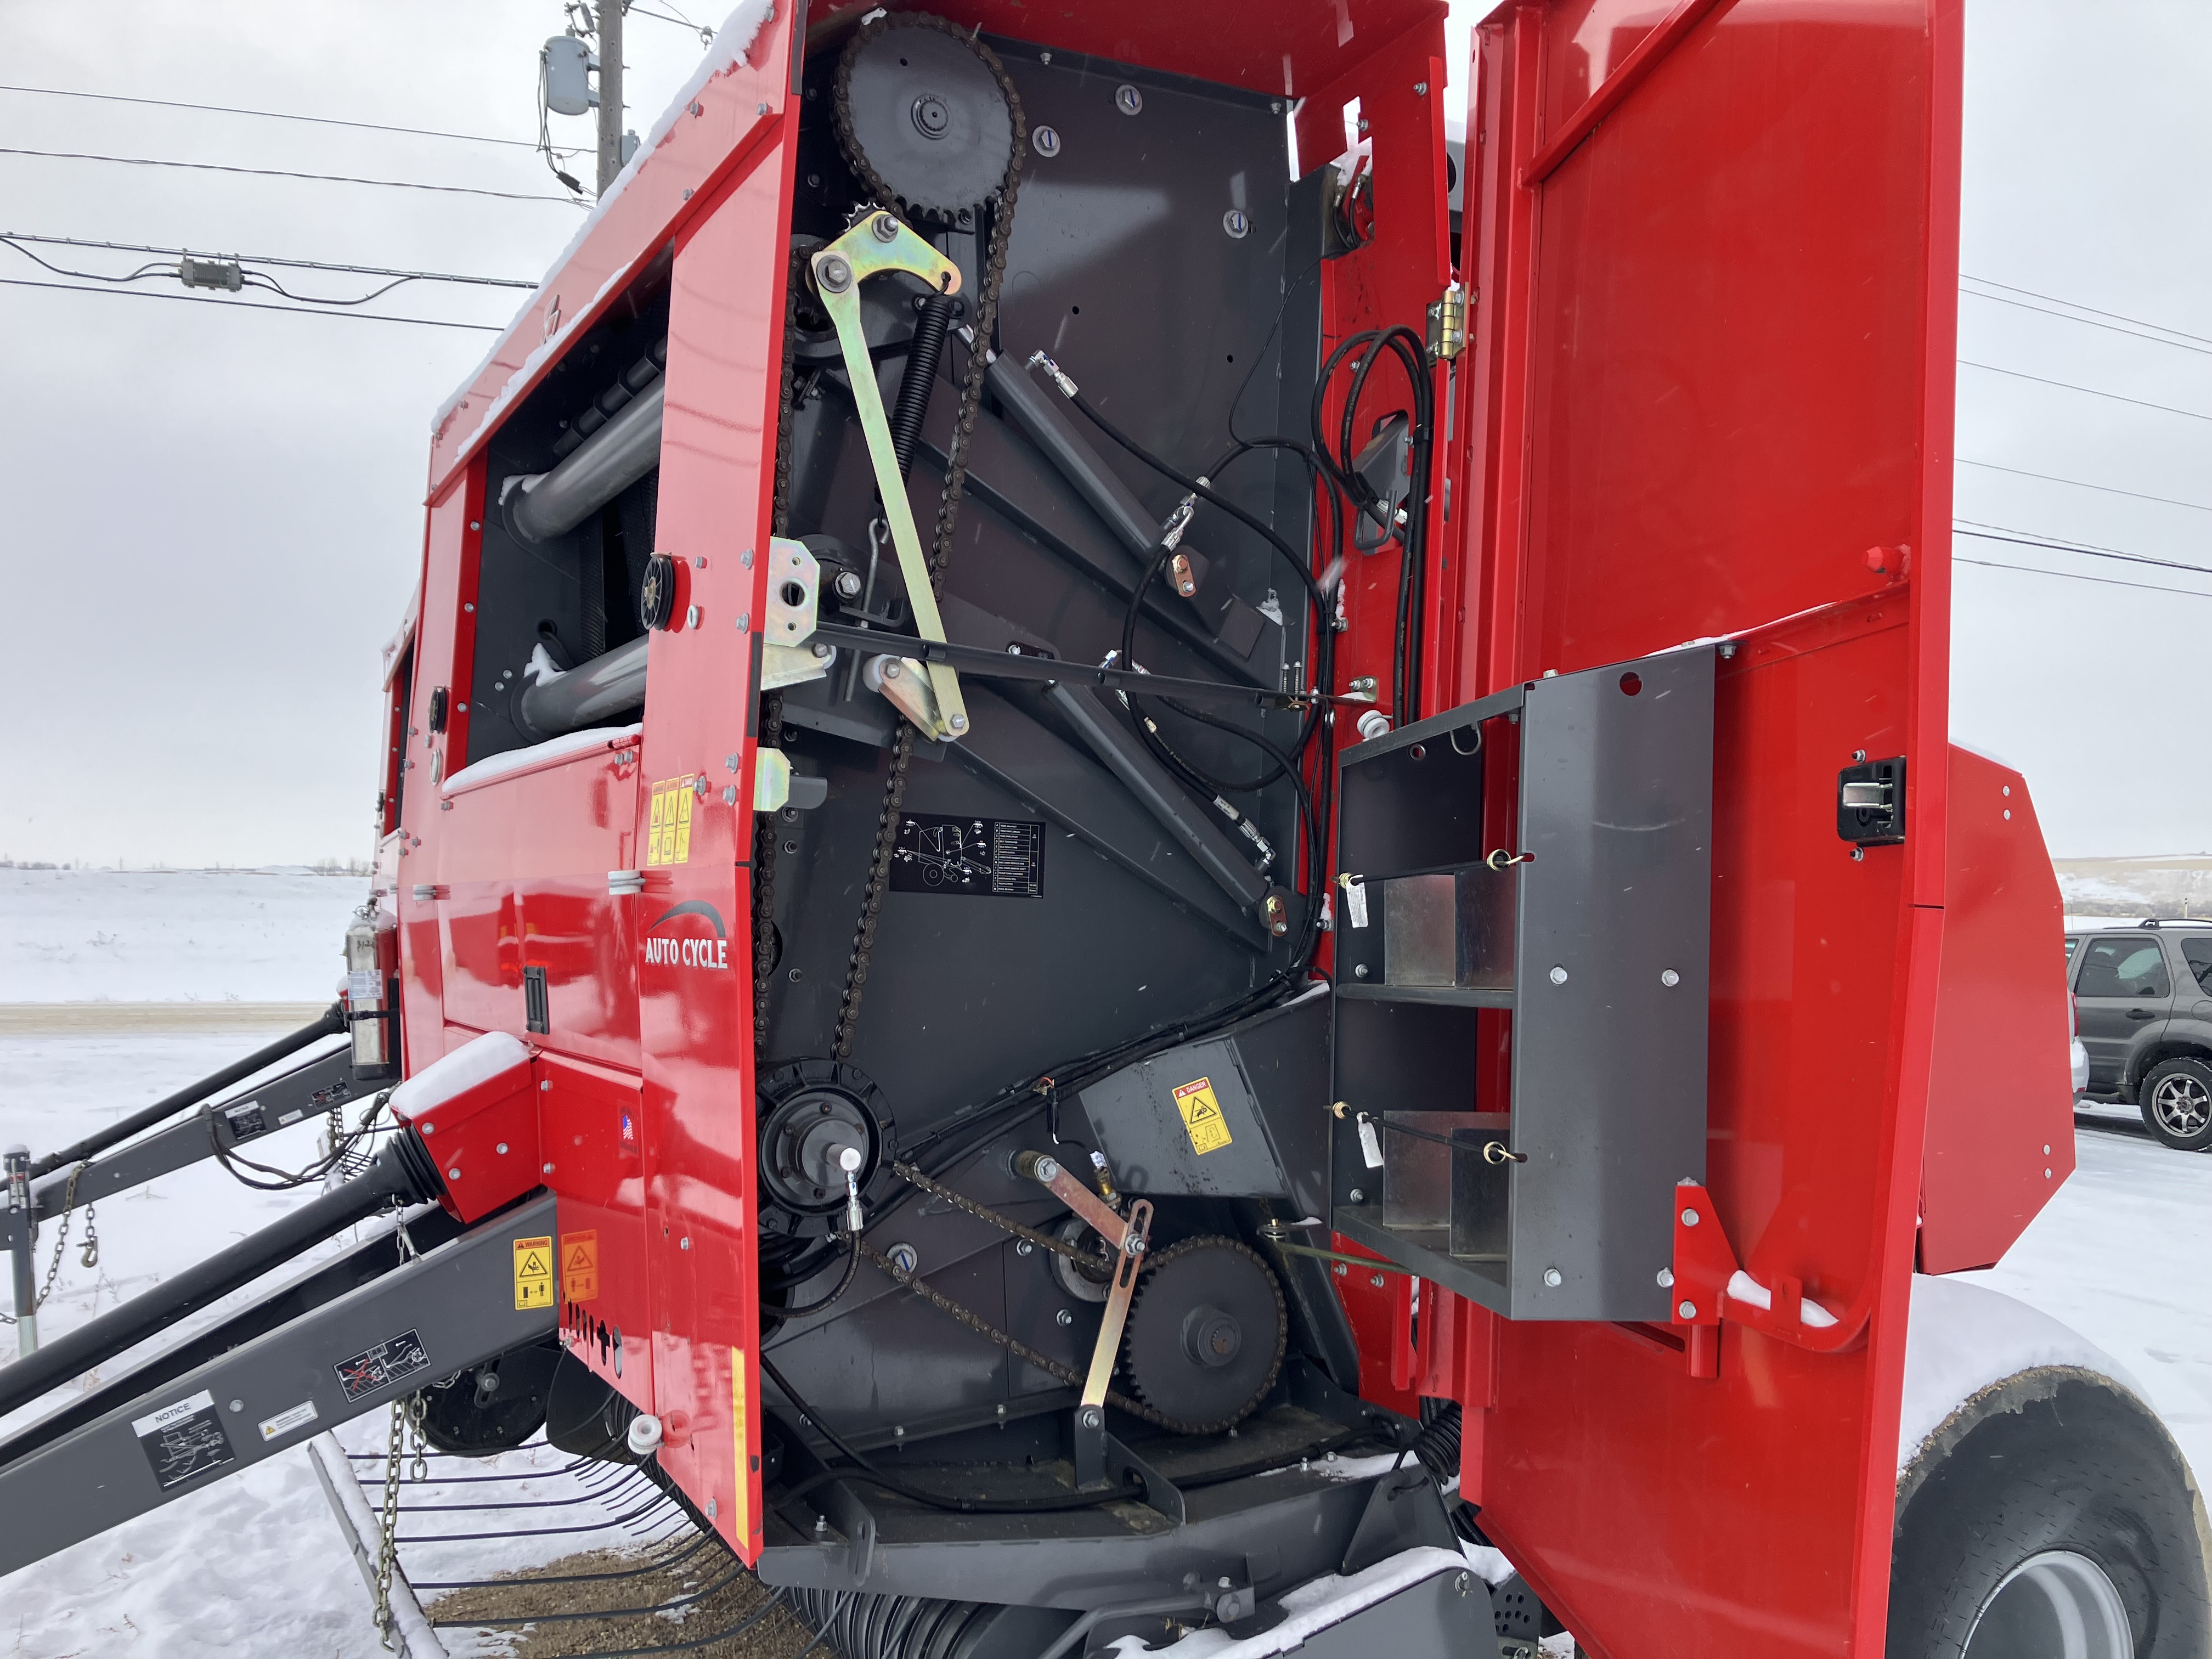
[2072,993,2090,1093]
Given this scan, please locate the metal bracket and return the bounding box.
[811,214,969,742]
[760,536,836,691]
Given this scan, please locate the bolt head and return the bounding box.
[1116,83,1144,115]
[1678,1300,1698,1319]
[1549,964,1568,984]
[871,211,899,241]
[1662,969,1681,987]
[1657,1267,1675,1287]
[1347,1187,1365,1203]
[1222,208,1251,239]
[1543,1267,1562,1288]
[1031,125,1061,157]
[1057,1308,1074,1326]
[811,641,833,658]
[817,254,853,292]
[882,659,902,679]
[543,1163,555,1174]
[447,1167,461,1180]
[495,1142,509,1155]
[950,713,968,731]
[228,1398,244,1413]
[834,570,864,599]
[1015,1239,1034,1255]
[1681,1207,1700,1226]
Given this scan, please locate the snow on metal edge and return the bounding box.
[389,1030,532,1120]
[1899,1273,2147,1472]
[441,723,643,794]
[1117,1547,1476,1658]
[430,0,780,442]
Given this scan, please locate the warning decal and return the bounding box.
[1172,1077,1233,1156]
[561,1230,600,1303]
[514,1235,554,1310]
[334,1328,430,1402]
[732,1348,757,1547]
[646,777,696,867]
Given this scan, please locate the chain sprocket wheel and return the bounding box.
[834,14,1018,223]
[1121,1236,1286,1435]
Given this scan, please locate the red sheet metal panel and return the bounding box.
[1445,2,1963,1653]
[1918,748,2075,1273]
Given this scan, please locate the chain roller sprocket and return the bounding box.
[1120,1235,1288,1435]
[834,16,1018,223]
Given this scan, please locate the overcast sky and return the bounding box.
[1,0,2204,866]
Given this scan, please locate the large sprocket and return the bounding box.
[834,14,1018,222]
[1121,1236,1287,1435]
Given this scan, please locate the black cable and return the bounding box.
[1957,458,2212,515]
[0,277,503,331]
[1955,555,2212,601]
[1951,522,2212,578]
[0,146,590,205]
[1961,274,2212,352]
[0,83,580,153]
[1959,360,2212,426]
[4,232,535,289]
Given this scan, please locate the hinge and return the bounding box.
[1426,283,1467,362]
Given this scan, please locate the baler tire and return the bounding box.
[1888,1366,2212,1658]
[2140,1057,2212,1152]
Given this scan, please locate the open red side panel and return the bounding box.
[1443,3,1961,1654]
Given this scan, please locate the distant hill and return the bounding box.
[0,867,366,1004]
[2055,856,2212,921]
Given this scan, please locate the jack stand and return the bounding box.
[4,1146,35,1358]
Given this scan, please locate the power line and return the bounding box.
[3,232,534,290]
[1956,555,2212,602]
[1952,522,2212,578]
[1958,359,2212,425]
[1961,274,2212,352]
[1960,287,2212,358]
[0,146,588,205]
[0,276,500,331]
[0,82,586,156]
[1957,458,2212,516]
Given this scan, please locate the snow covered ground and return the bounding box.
[0,867,363,1006]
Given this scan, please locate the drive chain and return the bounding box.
[828,15,1026,1063]
[889,1159,1109,1268]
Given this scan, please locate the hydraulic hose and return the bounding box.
[30,1003,346,1179]
[0,1137,441,1419]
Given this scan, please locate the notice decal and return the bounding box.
[132,1390,236,1491]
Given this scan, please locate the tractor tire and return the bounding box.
[2141,1057,2212,1152]
[1889,1366,2212,1658]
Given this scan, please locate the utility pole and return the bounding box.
[596,0,624,195]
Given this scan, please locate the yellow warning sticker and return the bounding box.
[732,1348,757,1544]
[513,1237,554,1310]
[1173,1077,1234,1156]
[646,777,695,867]
[561,1230,599,1304]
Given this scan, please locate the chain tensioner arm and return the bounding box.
[810,213,970,743]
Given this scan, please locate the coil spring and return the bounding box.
[785,1589,1076,1659]
[887,294,954,480]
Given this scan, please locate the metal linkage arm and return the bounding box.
[811,213,969,742]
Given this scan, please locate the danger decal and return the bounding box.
[513,1235,554,1310]
[646,776,696,867]
[561,1230,600,1303]
[1173,1077,1233,1156]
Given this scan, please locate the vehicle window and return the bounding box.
[2065,936,2079,963]
[2075,937,2171,1000]
[2183,938,2212,996]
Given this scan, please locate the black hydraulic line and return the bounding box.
[30,1003,345,1178]
[515,634,649,740]
[808,622,1311,709]
[1042,682,1273,915]
[0,1137,439,1419]
[889,294,951,478]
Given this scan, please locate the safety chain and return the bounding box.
[371,1395,409,1644]
[0,1160,96,1325]
[828,14,1026,1062]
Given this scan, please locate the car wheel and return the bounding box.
[2140,1058,2212,1152]
[1889,1369,2211,1658]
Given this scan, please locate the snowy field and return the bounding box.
[3,873,2210,1654]
[0,866,364,1006]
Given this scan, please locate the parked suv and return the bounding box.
[2067,921,2212,1149]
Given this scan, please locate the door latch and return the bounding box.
[1837,757,1906,847]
